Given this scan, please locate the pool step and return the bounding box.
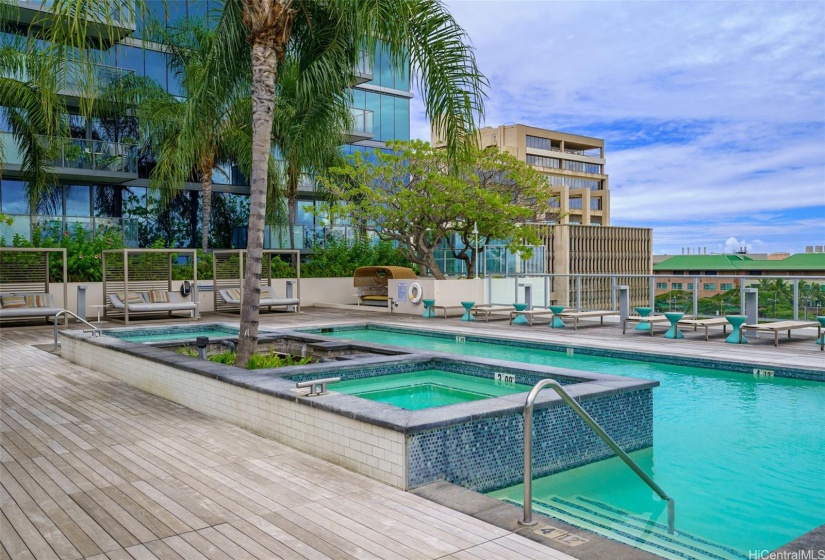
[506,496,745,560]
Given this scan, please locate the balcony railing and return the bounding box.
[353,50,373,84]
[349,108,374,136]
[42,137,138,174]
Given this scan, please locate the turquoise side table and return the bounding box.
[460,301,475,321]
[635,307,653,331]
[512,303,529,325]
[663,312,684,339]
[816,316,825,346]
[725,315,748,344]
[549,305,566,328]
[422,299,436,318]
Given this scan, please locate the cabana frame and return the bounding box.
[102,249,199,324]
[212,249,301,314]
[0,247,68,324]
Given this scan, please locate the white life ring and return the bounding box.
[408,282,423,304]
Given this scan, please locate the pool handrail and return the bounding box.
[53,310,100,351]
[519,378,675,534]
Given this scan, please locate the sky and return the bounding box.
[409,0,825,255]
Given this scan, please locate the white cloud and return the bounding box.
[409,1,825,254]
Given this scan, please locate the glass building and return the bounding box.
[0,1,412,249]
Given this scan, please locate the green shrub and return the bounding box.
[302,237,415,278]
[176,345,197,357]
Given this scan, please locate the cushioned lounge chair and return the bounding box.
[218,286,300,312]
[109,291,196,318]
[0,292,63,323]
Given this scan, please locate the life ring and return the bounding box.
[180,280,192,297]
[408,282,423,304]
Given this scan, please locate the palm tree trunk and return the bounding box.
[236,39,279,368]
[201,159,214,252]
[287,165,299,249]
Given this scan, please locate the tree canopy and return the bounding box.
[321,140,559,279]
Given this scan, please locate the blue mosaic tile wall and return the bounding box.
[406,388,654,492]
[283,359,578,387]
[104,324,240,339]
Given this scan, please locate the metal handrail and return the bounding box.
[520,379,675,533]
[53,310,100,351]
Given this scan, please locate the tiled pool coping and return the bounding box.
[304,322,825,382]
[60,325,656,491]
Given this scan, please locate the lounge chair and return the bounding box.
[218,286,300,313]
[677,317,730,341]
[470,304,514,322]
[622,314,671,336]
[740,320,821,347]
[109,290,196,319]
[0,292,64,323]
[509,308,556,327]
[555,309,620,331]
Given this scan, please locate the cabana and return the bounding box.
[353,266,417,307]
[102,249,199,324]
[0,248,67,324]
[213,250,301,314]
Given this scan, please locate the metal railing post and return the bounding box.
[649,275,656,310]
[693,276,699,317]
[793,279,799,320]
[519,379,675,533]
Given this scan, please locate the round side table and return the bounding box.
[817,316,825,346]
[511,303,529,325]
[90,304,108,324]
[663,312,684,339]
[422,299,436,318]
[725,315,748,344]
[635,307,652,331]
[549,305,566,328]
[460,301,475,321]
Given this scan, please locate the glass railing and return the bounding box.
[349,108,374,135]
[355,50,373,77]
[62,62,135,93]
[41,137,138,174]
[0,215,140,247]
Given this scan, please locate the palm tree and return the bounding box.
[101,19,257,251]
[271,59,350,249]
[0,34,67,211]
[203,0,487,366]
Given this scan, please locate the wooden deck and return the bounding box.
[0,324,576,560]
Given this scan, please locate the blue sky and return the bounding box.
[410,1,825,255]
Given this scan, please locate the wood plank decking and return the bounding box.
[0,324,576,560]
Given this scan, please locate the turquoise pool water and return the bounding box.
[323,328,825,558]
[106,325,240,343]
[332,370,532,410]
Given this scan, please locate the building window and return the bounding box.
[703,283,716,291]
[563,160,602,174]
[569,197,583,209]
[0,179,29,214]
[720,283,734,291]
[656,282,668,289]
[590,198,602,210]
[705,270,718,276]
[546,175,602,191]
[672,282,683,290]
[687,283,693,290]
[526,135,551,150]
[526,154,560,169]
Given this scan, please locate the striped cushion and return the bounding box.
[146,290,170,303]
[224,288,241,301]
[1,295,27,309]
[118,292,145,305]
[26,294,51,308]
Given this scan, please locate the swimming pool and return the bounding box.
[331,370,533,410]
[320,325,825,558]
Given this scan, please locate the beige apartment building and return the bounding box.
[476,124,610,226]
